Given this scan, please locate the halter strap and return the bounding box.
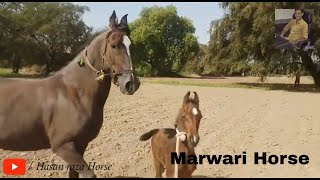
[83,47,109,81]
[79,29,135,82]
[175,128,187,141]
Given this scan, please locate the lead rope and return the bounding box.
[174,128,186,178]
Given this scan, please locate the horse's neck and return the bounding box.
[183,142,195,155]
[53,36,111,105]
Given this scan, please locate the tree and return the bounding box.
[183,44,209,75]
[207,2,320,85]
[0,2,29,73]
[0,2,92,74]
[129,5,199,76]
[23,2,92,74]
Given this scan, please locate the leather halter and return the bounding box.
[80,29,135,85]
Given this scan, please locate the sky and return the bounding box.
[72,2,225,45]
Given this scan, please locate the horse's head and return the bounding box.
[101,11,140,95]
[174,91,202,148]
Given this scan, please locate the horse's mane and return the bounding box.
[77,29,108,53]
[174,110,183,128]
[78,24,130,52]
[53,26,128,76]
[87,29,107,45]
[54,29,108,74]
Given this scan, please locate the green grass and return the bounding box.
[142,79,261,89]
[0,68,11,74]
[142,79,320,93]
[0,68,41,78]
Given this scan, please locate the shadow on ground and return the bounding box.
[151,72,226,80]
[236,83,320,93]
[187,76,226,80]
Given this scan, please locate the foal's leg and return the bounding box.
[165,163,175,178]
[186,169,194,178]
[54,142,96,178]
[166,164,190,178]
[68,143,88,178]
[153,157,164,178]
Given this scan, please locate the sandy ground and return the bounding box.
[0,76,319,178]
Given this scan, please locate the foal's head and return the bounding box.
[89,11,140,95]
[174,91,202,148]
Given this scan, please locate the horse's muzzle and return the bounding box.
[189,135,200,147]
[117,72,140,95]
[126,75,140,95]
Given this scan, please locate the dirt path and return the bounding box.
[0,78,319,178]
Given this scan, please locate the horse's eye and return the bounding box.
[111,45,116,49]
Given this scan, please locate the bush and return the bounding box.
[135,63,153,77]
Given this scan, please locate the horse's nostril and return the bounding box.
[125,81,133,92]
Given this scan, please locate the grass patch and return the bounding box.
[142,79,320,93]
[142,79,262,89]
[0,68,41,78]
[0,68,11,74]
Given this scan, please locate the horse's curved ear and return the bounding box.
[109,10,117,28]
[193,91,199,105]
[183,91,190,104]
[119,14,128,26]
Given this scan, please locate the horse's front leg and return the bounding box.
[66,143,89,178]
[54,142,95,178]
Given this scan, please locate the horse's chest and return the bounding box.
[79,112,104,141]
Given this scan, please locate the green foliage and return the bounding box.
[182,44,208,75]
[129,5,199,76]
[0,2,92,73]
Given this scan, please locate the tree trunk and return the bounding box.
[42,52,55,76]
[11,53,16,73]
[15,57,21,73]
[299,50,320,86]
[11,53,21,74]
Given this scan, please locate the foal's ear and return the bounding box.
[109,10,118,28]
[183,91,191,104]
[193,91,199,105]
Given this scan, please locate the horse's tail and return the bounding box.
[139,129,159,141]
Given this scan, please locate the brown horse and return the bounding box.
[0,11,140,178]
[139,91,202,178]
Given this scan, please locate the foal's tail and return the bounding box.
[139,129,159,141]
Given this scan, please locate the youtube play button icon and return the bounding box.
[12,163,18,170]
[3,158,26,175]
